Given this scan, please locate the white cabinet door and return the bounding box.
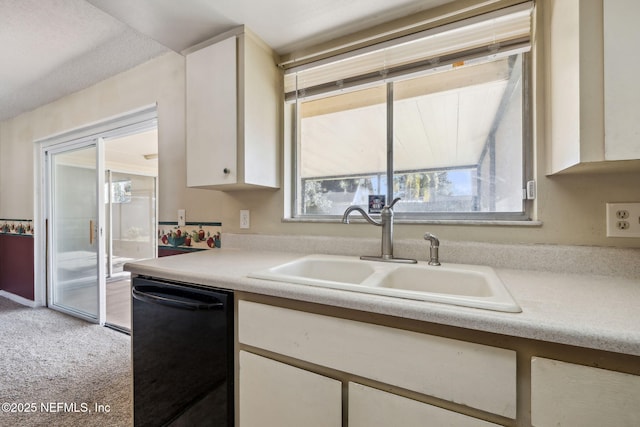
[604,0,640,160]
[349,382,503,427]
[239,351,342,427]
[186,35,238,188]
[531,357,640,427]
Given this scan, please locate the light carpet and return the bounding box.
[0,297,132,427]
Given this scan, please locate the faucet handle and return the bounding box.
[388,197,401,209]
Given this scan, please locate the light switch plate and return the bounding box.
[606,203,640,237]
[178,209,186,227]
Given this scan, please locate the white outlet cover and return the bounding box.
[240,210,250,229]
[606,203,640,238]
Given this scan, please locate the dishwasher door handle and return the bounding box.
[132,285,224,311]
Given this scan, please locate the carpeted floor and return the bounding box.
[0,297,132,427]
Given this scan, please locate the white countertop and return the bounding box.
[125,246,640,357]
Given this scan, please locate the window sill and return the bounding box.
[282,217,543,227]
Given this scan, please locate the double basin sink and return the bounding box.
[249,254,521,313]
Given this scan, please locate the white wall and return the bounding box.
[0,52,210,224]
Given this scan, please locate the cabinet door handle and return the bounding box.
[223,168,231,174]
[89,220,94,245]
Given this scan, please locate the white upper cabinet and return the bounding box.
[545,0,640,174]
[603,0,640,161]
[186,27,281,190]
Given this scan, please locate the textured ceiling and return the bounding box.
[0,0,452,122]
[0,0,169,121]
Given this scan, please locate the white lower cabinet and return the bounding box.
[531,357,640,427]
[348,382,501,427]
[238,300,517,421]
[236,300,640,426]
[238,351,342,427]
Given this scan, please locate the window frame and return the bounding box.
[285,9,535,224]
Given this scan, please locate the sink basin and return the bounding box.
[376,265,494,297]
[255,255,376,285]
[370,264,521,312]
[248,254,521,313]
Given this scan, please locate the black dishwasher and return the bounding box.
[132,277,234,427]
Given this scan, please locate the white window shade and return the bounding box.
[299,56,518,177]
[284,2,532,100]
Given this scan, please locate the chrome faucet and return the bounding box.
[342,197,417,264]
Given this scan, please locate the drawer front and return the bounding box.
[531,357,640,427]
[239,351,342,427]
[349,382,504,427]
[238,301,516,418]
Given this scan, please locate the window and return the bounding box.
[286,2,533,221]
[107,179,132,204]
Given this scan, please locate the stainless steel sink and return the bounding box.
[248,255,521,313]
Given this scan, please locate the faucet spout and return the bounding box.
[341,198,416,264]
[341,206,381,226]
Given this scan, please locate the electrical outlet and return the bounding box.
[606,203,640,237]
[178,209,186,227]
[240,210,250,229]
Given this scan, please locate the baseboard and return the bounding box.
[0,290,39,307]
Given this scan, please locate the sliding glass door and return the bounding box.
[40,106,158,325]
[48,140,105,323]
[106,171,156,278]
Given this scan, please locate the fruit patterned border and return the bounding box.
[0,219,34,237]
[158,221,222,250]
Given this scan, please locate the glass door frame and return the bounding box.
[33,105,158,314]
[45,137,106,324]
